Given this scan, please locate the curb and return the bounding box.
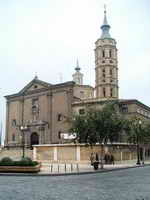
[0,164,149,177]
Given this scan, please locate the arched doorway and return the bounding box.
[31,132,39,147]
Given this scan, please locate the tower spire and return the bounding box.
[95,6,118,99]
[75,59,80,71]
[72,59,83,85]
[100,5,111,39]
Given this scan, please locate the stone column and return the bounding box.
[33,146,37,160]
[54,146,58,161]
[76,146,80,161]
[143,147,145,164]
[120,151,123,162]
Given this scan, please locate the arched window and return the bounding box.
[110,69,112,75]
[12,133,15,141]
[103,88,106,97]
[102,69,105,78]
[109,50,112,58]
[57,113,63,121]
[58,131,61,139]
[110,88,113,97]
[102,50,105,58]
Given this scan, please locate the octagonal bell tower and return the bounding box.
[95,7,118,100]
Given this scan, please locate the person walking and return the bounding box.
[110,154,115,165]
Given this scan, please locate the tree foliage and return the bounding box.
[70,102,126,145]
[126,117,150,145]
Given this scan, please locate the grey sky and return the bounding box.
[0,0,150,135]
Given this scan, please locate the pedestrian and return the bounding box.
[95,152,99,163]
[90,153,95,166]
[110,154,115,165]
[104,153,110,164]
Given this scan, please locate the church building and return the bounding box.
[4,8,150,147]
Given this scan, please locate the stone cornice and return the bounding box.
[5,81,75,100]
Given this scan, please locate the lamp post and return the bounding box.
[136,120,142,165]
[20,125,29,158]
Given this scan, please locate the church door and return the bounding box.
[31,132,39,147]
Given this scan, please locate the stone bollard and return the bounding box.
[50,164,53,172]
[64,163,67,172]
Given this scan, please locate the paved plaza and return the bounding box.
[0,166,150,200]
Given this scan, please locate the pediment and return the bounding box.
[19,78,52,94]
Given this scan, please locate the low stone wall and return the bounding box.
[33,143,137,163]
[0,164,41,173]
[0,147,33,160]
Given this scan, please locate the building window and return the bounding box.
[12,133,15,141]
[137,108,140,113]
[110,69,112,75]
[110,60,113,63]
[102,60,105,63]
[103,79,105,82]
[80,91,84,98]
[120,104,128,113]
[110,88,113,97]
[32,98,39,114]
[140,110,144,115]
[79,109,85,115]
[102,50,105,58]
[145,112,148,117]
[103,88,106,97]
[109,50,112,58]
[32,98,38,106]
[12,119,16,127]
[57,113,63,121]
[34,85,38,89]
[58,131,61,139]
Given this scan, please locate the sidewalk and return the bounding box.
[0,160,149,177]
[39,160,150,175]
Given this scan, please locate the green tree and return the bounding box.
[70,102,126,168]
[126,117,150,164]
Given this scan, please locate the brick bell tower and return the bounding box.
[95,6,118,100]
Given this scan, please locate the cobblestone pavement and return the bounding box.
[0,166,150,200]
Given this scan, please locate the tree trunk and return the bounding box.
[100,144,104,169]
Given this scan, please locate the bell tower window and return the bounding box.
[110,69,112,75]
[103,88,106,97]
[102,69,105,78]
[102,50,105,58]
[109,50,112,58]
[110,88,113,97]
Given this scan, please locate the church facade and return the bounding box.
[4,9,150,147]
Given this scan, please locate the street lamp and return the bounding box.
[136,120,142,165]
[20,125,29,158]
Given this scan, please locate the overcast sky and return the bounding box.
[0,0,150,135]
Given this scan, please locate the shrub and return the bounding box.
[14,160,38,166]
[1,157,13,163]
[0,157,39,166]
